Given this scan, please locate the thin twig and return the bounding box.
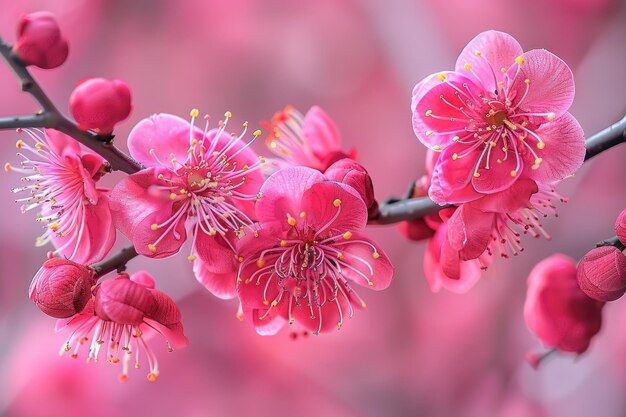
[0,37,143,174]
[596,235,626,251]
[91,246,139,277]
[584,115,626,161]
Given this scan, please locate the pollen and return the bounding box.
[238,256,244,262]
[190,108,199,118]
[253,129,262,137]
[515,56,524,65]
[187,255,197,262]
[299,211,306,218]
[425,110,433,117]
[287,216,297,226]
[256,259,266,268]
[263,300,269,306]
[280,240,287,247]
[473,172,481,178]
[510,170,518,177]
[361,302,367,308]
[147,244,157,253]
[169,193,177,200]
[336,252,344,260]
[537,142,545,150]
[4,163,11,172]
[464,63,472,70]
[50,222,59,232]
[368,282,374,286]
[271,300,278,307]
[150,224,158,231]
[224,111,232,118]
[15,139,23,149]
[269,141,277,149]
[433,145,442,151]
[437,73,446,81]
[147,372,159,383]
[333,199,342,207]
[425,130,434,137]
[452,136,460,142]
[500,67,507,73]
[489,141,497,147]
[343,231,353,240]
[452,153,458,160]
[372,251,380,259]
[474,50,481,56]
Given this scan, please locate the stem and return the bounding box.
[91,246,139,277]
[584,115,626,161]
[0,38,143,174]
[596,235,626,251]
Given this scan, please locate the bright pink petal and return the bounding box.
[335,232,393,290]
[193,259,238,300]
[440,238,461,280]
[44,129,81,157]
[256,167,325,226]
[472,142,523,194]
[447,205,494,260]
[127,114,201,168]
[524,113,585,183]
[412,73,483,150]
[303,106,342,157]
[470,179,538,213]
[511,49,575,118]
[145,288,188,349]
[429,144,482,205]
[455,30,523,93]
[193,232,237,275]
[300,181,367,237]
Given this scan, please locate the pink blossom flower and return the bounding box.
[615,208,626,246]
[56,271,188,382]
[6,129,115,264]
[69,78,132,134]
[263,105,353,173]
[236,167,393,335]
[577,246,626,302]
[524,254,604,354]
[324,158,378,215]
[13,11,69,69]
[29,258,96,318]
[411,30,585,205]
[109,111,265,273]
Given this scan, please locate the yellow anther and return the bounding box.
[500,67,507,73]
[253,129,262,136]
[158,174,165,180]
[515,56,524,65]
[224,111,232,118]
[180,188,188,194]
[333,199,342,207]
[15,140,23,149]
[336,252,344,260]
[187,255,197,262]
[425,130,434,137]
[280,240,287,247]
[497,81,504,87]
[473,172,481,178]
[4,163,11,172]
[263,300,269,306]
[271,300,278,307]
[343,231,352,240]
[50,222,59,232]
[425,110,433,117]
[510,170,518,177]
[147,244,157,253]
[474,50,482,56]
[437,73,446,81]
[452,153,458,160]
[547,112,556,121]
[537,142,545,150]
[489,141,496,147]
[223,213,230,218]
[243,121,249,127]
[169,193,177,200]
[236,311,244,321]
[524,79,530,85]
[452,136,460,142]
[190,108,199,118]
[372,252,380,259]
[147,372,159,383]
[368,282,374,286]
[287,216,297,226]
[238,256,244,263]
[150,223,159,231]
[242,165,249,171]
[497,159,502,164]
[464,63,472,70]
[299,211,306,218]
[258,156,266,163]
[433,145,442,151]
[256,259,266,268]
[535,157,543,165]
[503,119,517,130]
[270,141,277,149]
[361,302,367,308]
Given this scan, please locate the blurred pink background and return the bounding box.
[1,1,625,416]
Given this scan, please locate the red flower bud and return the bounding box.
[524,254,604,354]
[325,159,376,210]
[29,258,96,318]
[69,78,132,134]
[577,246,626,302]
[13,12,69,69]
[94,273,157,325]
[615,208,626,246]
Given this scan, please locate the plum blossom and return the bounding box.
[56,271,188,382]
[577,246,626,302]
[110,111,265,274]
[263,105,353,173]
[69,78,132,134]
[524,254,604,354]
[13,11,68,69]
[412,30,585,205]
[6,129,115,264]
[236,167,393,335]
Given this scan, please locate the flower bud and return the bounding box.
[94,273,156,325]
[577,246,626,302]
[325,159,376,210]
[29,258,96,318]
[615,208,626,246]
[524,254,604,354]
[13,12,69,69]
[69,78,132,134]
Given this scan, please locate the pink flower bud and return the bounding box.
[324,159,376,210]
[29,258,96,318]
[69,78,132,134]
[615,208,626,246]
[577,246,626,301]
[94,273,156,325]
[13,12,69,69]
[524,254,604,354]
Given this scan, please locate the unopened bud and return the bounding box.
[29,258,96,318]
[615,208,626,246]
[577,246,626,302]
[324,159,376,210]
[69,78,132,134]
[13,12,69,69]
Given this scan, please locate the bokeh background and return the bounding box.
[0,0,625,416]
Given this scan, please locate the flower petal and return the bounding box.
[447,205,494,260]
[472,140,524,194]
[511,49,575,118]
[428,144,483,205]
[455,30,523,94]
[335,232,393,290]
[470,179,537,213]
[193,232,237,275]
[303,106,342,158]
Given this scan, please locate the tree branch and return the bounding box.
[91,246,139,277]
[584,115,626,161]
